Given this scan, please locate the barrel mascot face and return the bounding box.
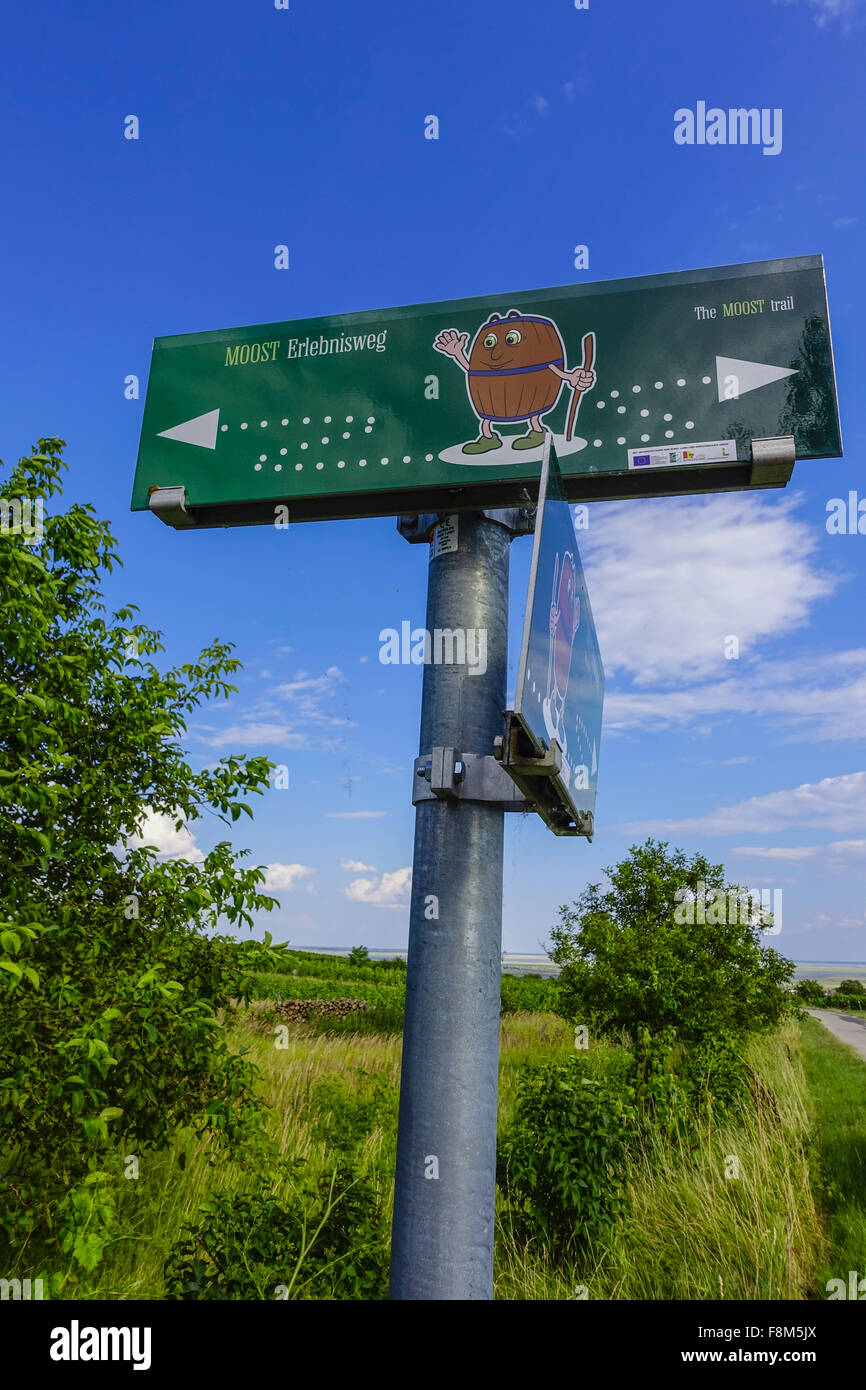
[552,551,580,701]
[467,311,566,423]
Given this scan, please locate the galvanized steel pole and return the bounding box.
[389,510,512,1300]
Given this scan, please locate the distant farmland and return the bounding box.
[287,949,866,984]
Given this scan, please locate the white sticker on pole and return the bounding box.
[628,439,737,470]
[430,515,458,558]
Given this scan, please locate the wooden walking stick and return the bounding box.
[565,331,596,443]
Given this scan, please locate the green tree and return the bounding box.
[0,440,284,1282]
[795,979,828,1007]
[348,945,370,967]
[548,839,796,1046]
[838,979,866,997]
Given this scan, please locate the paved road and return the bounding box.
[808,1009,866,1062]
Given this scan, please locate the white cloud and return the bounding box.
[731,846,817,862]
[625,771,866,837]
[834,216,858,228]
[126,810,204,863]
[327,811,387,819]
[271,667,354,728]
[531,95,550,114]
[344,867,412,909]
[773,0,859,28]
[263,863,315,891]
[341,858,377,872]
[196,722,308,751]
[274,666,345,699]
[605,648,866,743]
[581,492,836,686]
[732,839,866,868]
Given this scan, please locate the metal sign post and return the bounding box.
[389,508,531,1300]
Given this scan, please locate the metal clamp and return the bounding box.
[413,749,528,811]
[749,435,796,489]
[495,714,594,838]
[398,507,536,545]
[148,485,198,528]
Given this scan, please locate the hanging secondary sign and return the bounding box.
[499,440,604,838]
[132,254,841,527]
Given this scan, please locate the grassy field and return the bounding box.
[23,949,864,1299]
[798,1013,866,1289]
[794,963,866,990]
[496,1017,827,1300]
[53,1005,852,1301]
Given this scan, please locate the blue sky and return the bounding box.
[2,0,864,960]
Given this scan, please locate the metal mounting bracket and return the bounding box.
[749,435,796,489]
[412,748,528,811]
[398,506,536,545]
[494,714,594,838]
[148,485,198,528]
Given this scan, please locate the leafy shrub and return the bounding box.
[628,1028,692,1127]
[833,993,866,1012]
[0,440,282,1279]
[679,1032,749,1111]
[164,1164,389,1300]
[310,1070,398,1154]
[497,1057,636,1251]
[373,955,407,972]
[795,979,827,1007]
[500,974,560,1014]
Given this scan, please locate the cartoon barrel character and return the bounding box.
[434,311,596,454]
[469,312,564,428]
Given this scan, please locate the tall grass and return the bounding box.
[799,1012,866,1288]
[42,1013,833,1300]
[493,1019,827,1301]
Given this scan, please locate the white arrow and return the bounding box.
[716,356,796,402]
[157,408,220,450]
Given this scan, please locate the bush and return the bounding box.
[374,955,407,972]
[164,1164,389,1300]
[500,974,560,1014]
[795,979,827,1007]
[309,1070,398,1154]
[497,1056,636,1251]
[833,993,866,1012]
[0,440,282,1279]
[679,1032,749,1110]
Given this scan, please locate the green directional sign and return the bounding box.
[132,255,841,526]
